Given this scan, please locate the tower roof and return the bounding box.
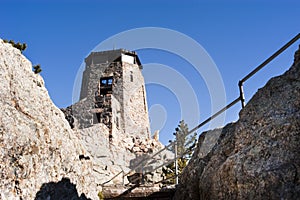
[85,49,142,68]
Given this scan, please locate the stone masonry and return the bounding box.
[71,49,151,143]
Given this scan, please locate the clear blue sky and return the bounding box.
[1,0,299,145]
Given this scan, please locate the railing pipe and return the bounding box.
[238,33,300,107]
[101,170,123,186]
[188,97,241,134]
[117,141,175,185]
[174,141,178,184]
[240,33,300,83]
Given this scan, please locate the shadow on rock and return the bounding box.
[35,177,91,200]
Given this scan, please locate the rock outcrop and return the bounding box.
[0,39,98,199]
[174,46,300,199]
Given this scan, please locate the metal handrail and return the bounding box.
[188,97,241,134]
[239,33,300,107]
[101,170,124,186]
[118,144,197,187]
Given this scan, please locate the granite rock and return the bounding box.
[174,46,300,199]
[0,39,97,199]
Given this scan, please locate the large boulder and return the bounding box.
[0,39,98,199]
[174,46,300,199]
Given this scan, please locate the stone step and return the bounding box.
[103,185,175,200]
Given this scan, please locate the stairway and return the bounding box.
[103,185,175,200]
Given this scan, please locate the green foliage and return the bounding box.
[172,120,197,159]
[3,39,27,53]
[33,64,42,74]
[98,191,104,200]
[3,39,42,74]
[162,120,197,185]
[4,38,43,74]
[162,157,188,185]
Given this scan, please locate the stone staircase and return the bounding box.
[103,185,175,200]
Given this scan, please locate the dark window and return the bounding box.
[94,113,100,124]
[101,79,107,85]
[130,71,133,82]
[100,76,113,95]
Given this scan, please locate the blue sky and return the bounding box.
[1,0,299,145]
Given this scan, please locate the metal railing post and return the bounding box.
[122,171,125,185]
[239,80,245,108]
[174,141,178,185]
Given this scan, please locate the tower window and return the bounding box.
[101,79,107,85]
[101,77,113,86]
[130,71,133,82]
[100,76,113,95]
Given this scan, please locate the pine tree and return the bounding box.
[3,39,27,53]
[162,120,197,184]
[174,120,197,159]
[33,64,42,74]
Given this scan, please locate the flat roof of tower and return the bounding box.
[85,49,142,67]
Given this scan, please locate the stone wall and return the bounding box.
[111,95,123,138]
[76,62,122,129]
[122,62,151,139]
[73,62,124,133]
[72,50,151,143]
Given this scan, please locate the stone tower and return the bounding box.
[74,49,150,141]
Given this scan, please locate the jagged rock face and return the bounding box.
[175,46,300,200]
[0,40,98,199]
